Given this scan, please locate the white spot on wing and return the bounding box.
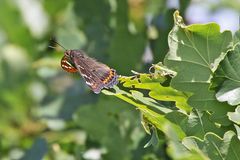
[85,81,93,86]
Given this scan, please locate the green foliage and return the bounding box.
[165,11,233,125]
[1,0,240,160]
[103,10,240,160]
[228,106,240,124]
[183,131,240,160]
[213,43,240,106]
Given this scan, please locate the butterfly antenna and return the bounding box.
[48,45,56,49]
[49,38,67,51]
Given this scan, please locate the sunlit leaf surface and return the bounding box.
[164,11,233,125]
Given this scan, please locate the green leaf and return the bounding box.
[234,124,240,140]
[183,131,240,160]
[141,114,151,134]
[144,127,159,148]
[185,110,225,138]
[130,90,172,114]
[119,71,192,113]
[225,134,240,160]
[228,106,240,124]
[166,109,226,139]
[164,11,233,125]
[165,125,209,160]
[212,43,240,106]
[103,86,186,140]
[233,30,240,44]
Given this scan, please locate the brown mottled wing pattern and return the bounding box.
[72,52,118,94]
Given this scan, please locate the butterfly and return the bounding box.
[60,49,118,94]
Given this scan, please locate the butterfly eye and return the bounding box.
[61,56,78,73]
[64,50,72,58]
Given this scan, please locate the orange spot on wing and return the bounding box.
[103,69,115,84]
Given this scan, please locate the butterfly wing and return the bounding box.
[72,51,118,93]
[92,64,118,88]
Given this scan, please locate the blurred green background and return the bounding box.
[0,0,239,159]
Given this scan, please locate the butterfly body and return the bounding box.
[61,50,118,94]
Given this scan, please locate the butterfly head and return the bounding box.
[64,50,74,59]
[64,50,85,59]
